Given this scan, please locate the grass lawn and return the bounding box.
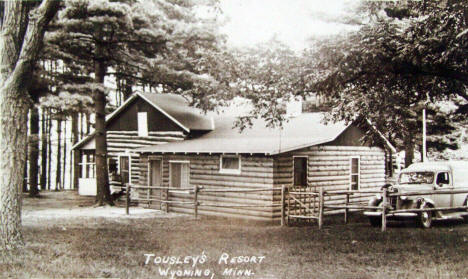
[1,191,468,279]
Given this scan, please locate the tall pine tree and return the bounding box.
[45,0,230,205]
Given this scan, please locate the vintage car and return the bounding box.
[364,161,468,228]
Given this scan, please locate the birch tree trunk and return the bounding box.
[0,0,59,250]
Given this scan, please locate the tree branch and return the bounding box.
[9,0,60,91]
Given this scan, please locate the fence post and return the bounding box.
[344,193,349,224]
[381,187,387,232]
[318,187,324,229]
[194,185,199,219]
[165,188,169,213]
[126,183,130,215]
[281,185,286,226]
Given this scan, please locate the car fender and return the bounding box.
[413,197,435,208]
[368,196,382,207]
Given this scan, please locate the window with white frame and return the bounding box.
[219,155,241,174]
[350,157,360,190]
[170,161,190,188]
[137,112,148,137]
[79,151,95,179]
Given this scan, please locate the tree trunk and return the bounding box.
[28,106,40,197]
[94,58,113,205]
[404,134,414,168]
[86,112,91,134]
[55,118,62,190]
[0,0,59,251]
[0,88,30,249]
[23,154,28,193]
[62,118,67,189]
[40,108,47,190]
[80,112,83,138]
[72,113,79,190]
[47,110,52,190]
[123,79,133,100]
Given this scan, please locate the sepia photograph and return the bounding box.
[1,0,467,278]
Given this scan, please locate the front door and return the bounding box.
[149,159,162,209]
[434,172,453,207]
[293,157,308,187]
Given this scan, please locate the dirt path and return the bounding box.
[22,190,185,224]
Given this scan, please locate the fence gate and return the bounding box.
[283,186,322,226]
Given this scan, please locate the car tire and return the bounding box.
[464,196,468,212]
[368,200,383,227]
[463,197,468,223]
[418,203,433,229]
[369,216,382,227]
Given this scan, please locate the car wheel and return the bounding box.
[464,196,468,212]
[369,216,382,227]
[419,203,432,229]
[463,197,468,223]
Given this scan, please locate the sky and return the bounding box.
[219,0,357,50]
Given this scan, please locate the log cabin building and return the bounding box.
[71,92,213,195]
[73,92,395,220]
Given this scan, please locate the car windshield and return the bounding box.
[399,172,434,184]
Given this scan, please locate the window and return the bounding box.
[293,157,307,187]
[219,155,241,174]
[350,157,360,190]
[170,162,190,188]
[120,156,130,184]
[436,172,450,186]
[399,172,434,184]
[108,158,117,174]
[79,151,95,179]
[137,112,148,137]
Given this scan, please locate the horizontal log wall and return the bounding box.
[136,145,387,221]
[138,153,277,220]
[273,145,387,219]
[106,130,185,188]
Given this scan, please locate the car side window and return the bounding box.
[436,172,450,186]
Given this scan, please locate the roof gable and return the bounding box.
[106,92,214,132]
[72,92,214,150]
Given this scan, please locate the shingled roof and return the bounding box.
[135,92,213,131]
[135,113,357,155]
[72,92,213,150]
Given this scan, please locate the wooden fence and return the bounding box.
[125,184,283,219]
[124,184,468,231]
[281,187,468,231]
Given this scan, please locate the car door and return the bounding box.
[434,172,453,207]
